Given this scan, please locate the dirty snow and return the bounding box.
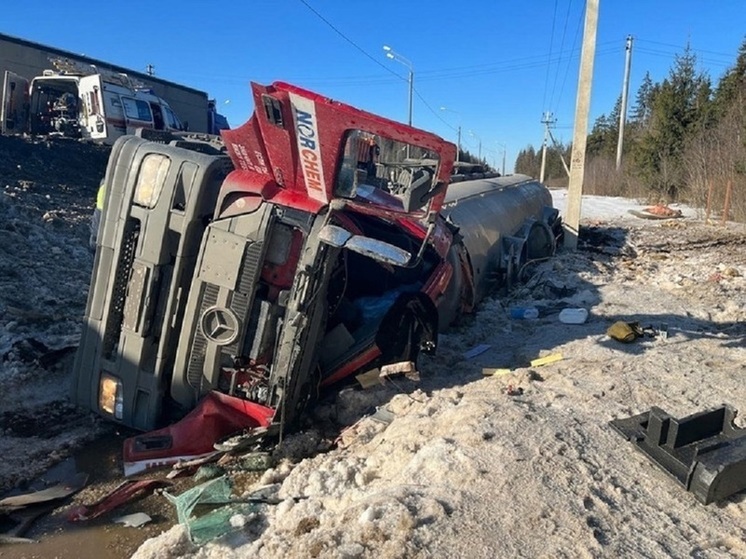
[0,136,110,492]
[130,190,745,559]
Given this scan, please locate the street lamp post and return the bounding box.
[383,45,413,127]
[469,130,482,161]
[439,106,461,162]
[495,142,507,176]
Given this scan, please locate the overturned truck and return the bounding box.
[71,82,560,472]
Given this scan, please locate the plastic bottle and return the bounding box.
[558,308,589,324]
[509,306,539,319]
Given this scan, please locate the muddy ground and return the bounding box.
[0,135,110,491]
[0,135,745,558]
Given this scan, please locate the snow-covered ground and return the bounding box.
[130,191,746,559]
[550,188,697,221]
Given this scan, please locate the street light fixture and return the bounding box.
[382,45,414,128]
[439,106,461,162]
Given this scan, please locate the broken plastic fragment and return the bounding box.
[163,475,258,543]
[610,405,746,504]
[482,368,512,376]
[356,368,382,389]
[114,512,152,528]
[529,353,563,367]
[463,344,491,359]
[369,406,395,425]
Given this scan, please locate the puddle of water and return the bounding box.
[0,434,180,559]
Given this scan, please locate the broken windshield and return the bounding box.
[335,130,439,214]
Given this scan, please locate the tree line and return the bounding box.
[515,38,746,222]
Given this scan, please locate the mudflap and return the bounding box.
[123,392,276,476]
[610,405,746,504]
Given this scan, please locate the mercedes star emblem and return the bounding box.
[200,306,239,345]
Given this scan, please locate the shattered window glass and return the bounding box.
[335,130,439,213]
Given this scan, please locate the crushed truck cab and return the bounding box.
[72,82,559,471]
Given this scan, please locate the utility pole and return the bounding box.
[470,130,482,161]
[564,0,599,249]
[539,111,555,183]
[407,68,413,127]
[615,35,633,170]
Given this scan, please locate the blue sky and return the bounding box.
[4,1,745,170]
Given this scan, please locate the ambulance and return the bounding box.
[1,58,185,144]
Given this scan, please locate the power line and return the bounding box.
[636,38,735,59]
[548,0,574,110]
[554,0,587,116]
[298,0,456,131]
[635,47,732,68]
[542,0,560,111]
[298,0,400,80]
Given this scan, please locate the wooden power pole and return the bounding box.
[563,0,599,250]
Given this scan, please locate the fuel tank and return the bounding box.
[440,174,554,305]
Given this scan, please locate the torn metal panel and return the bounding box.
[610,405,746,504]
[0,473,88,512]
[66,479,170,521]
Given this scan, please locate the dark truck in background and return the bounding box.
[72,82,559,473]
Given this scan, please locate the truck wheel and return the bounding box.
[526,222,555,260]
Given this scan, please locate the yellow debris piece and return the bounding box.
[482,368,512,376]
[530,353,564,367]
[356,368,382,389]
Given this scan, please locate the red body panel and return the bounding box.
[221,82,456,215]
[122,392,275,475]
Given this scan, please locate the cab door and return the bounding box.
[79,75,107,140]
[1,71,29,134]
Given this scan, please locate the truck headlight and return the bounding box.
[99,373,124,419]
[133,154,170,208]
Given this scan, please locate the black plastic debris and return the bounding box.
[610,405,746,505]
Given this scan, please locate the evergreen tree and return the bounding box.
[587,96,622,158]
[515,145,538,177]
[630,71,655,127]
[633,45,712,199]
[713,37,746,115]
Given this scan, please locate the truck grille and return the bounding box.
[186,283,219,390]
[185,241,264,393]
[224,242,263,355]
[103,219,140,359]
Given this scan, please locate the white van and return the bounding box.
[2,64,184,144]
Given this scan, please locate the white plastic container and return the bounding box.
[559,308,589,324]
